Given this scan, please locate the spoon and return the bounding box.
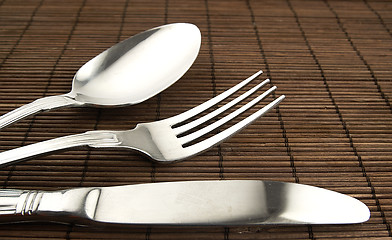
[0,23,201,130]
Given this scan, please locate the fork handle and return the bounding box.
[0,95,83,130]
[0,131,121,167]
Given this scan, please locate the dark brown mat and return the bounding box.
[0,0,391,239]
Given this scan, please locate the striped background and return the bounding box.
[0,0,391,239]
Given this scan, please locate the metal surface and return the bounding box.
[0,23,201,129]
[0,70,285,166]
[0,180,370,225]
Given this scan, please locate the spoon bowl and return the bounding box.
[0,23,201,129]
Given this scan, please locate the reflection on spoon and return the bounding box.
[0,23,201,129]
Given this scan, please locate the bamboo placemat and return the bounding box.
[0,0,391,239]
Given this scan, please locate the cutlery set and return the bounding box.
[0,23,370,226]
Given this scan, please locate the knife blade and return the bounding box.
[0,180,369,226]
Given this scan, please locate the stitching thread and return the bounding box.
[205,0,225,180]
[0,0,43,188]
[62,4,88,240]
[363,0,392,38]
[3,0,44,188]
[288,0,390,236]
[325,0,392,114]
[0,0,43,69]
[224,227,230,240]
[246,0,299,184]
[324,0,391,236]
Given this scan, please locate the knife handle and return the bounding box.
[0,189,43,216]
[0,187,100,224]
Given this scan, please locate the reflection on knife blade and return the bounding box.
[0,180,370,226]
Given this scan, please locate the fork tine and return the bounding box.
[179,85,279,145]
[185,95,285,151]
[173,78,270,135]
[166,69,264,124]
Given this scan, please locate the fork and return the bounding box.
[0,70,285,166]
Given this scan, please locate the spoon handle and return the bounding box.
[0,95,82,130]
[0,130,121,167]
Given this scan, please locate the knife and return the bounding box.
[0,180,369,226]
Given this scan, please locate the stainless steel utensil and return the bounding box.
[0,23,201,130]
[0,70,285,166]
[0,180,370,226]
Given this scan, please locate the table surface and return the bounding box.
[0,0,391,239]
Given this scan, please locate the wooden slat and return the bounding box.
[0,0,391,239]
